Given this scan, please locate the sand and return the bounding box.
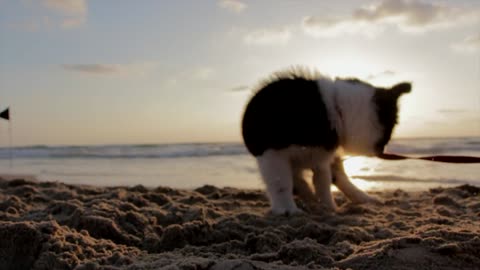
[0,177,479,270]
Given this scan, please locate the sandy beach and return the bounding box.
[0,176,479,270]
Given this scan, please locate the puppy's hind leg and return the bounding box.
[257,151,301,215]
[332,157,378,204]
[292,167,317,203]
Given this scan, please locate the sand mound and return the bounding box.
[0,178,479,269]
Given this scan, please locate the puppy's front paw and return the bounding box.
[321,203,339,214]
[369,196,383,205]
[304,201,338,214]
[355,194,383,205]
[269,206,304,216]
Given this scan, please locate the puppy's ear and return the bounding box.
[391,82,412,96]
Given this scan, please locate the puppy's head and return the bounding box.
[335,78,411,156]
[372,82,411,155]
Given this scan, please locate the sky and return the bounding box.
[0,0,479,146]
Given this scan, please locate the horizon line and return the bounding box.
[0,135,479,149]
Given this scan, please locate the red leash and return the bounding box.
[378,153,480,163]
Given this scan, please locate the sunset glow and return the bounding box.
[342,156,379,191]
[0,1,479,147]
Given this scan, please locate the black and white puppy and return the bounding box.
[241,68,411,215]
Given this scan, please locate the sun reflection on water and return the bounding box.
[341,156,379,190]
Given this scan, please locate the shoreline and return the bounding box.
[1,171,478,193]
[0,176,479,269]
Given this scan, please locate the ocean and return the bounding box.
[0,137,479,191]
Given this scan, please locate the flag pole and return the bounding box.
[8,116,12,168]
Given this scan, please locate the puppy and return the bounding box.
[241,68,411,215]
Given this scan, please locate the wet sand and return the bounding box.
[0,176,479,270]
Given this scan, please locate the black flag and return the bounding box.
[0,108,9,120]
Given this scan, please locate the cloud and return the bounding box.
[302,16,383,38]
[10,0,88,30]
[302,0,480,38]
[244,28,292,45]
[353,0,461,29]
[366,70,396,80]
[163,67,217,88]
[452,33,480,53]
[218,0,247,13]
[229,85,249,92]
[43,0,86,16]
[62,62,158,76]
[192,67,216,80]
[63,64,118,74]
[42,0,87,28]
